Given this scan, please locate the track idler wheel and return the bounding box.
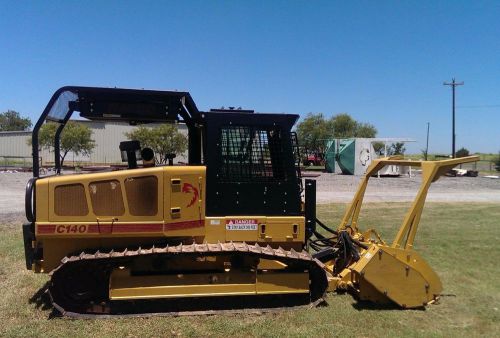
[49,261,112,315]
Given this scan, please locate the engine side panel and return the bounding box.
[32,166,305,272]
[33,166,205,271]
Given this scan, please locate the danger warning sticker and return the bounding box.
[226,219,258,231]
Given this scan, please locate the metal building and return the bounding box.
[324,138,415,176]
[0,120,188,166]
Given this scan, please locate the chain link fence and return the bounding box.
[0,156,34,172]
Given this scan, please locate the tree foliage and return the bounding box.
[296,113,332,154]
[421,148,429,160]
[456,147,470,158]
[373,142,385,155]
[29,122,95,166]
[0,110,32,131]
[495,152,500,172]
[330,113,358,138]
[387,142,406,155]
[125,124,188,164]
[296,112,377,154]
[355,123,378,138]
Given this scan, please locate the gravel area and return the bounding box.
[309,171,500,203]
[1,171,499,224]
[0,172,32,223]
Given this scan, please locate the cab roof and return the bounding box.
[43,86,200,125]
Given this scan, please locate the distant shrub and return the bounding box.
[456,147,470,158]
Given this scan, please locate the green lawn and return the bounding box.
[405,152,499,161]
[1,203,499,337]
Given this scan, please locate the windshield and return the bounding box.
[47,90,78,122]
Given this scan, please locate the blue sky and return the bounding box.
[1,1,499,154]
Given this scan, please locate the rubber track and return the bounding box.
[49,242,328,318]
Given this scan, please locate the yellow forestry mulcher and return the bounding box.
[22,86,479,317]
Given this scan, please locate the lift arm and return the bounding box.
[338,155,480,249]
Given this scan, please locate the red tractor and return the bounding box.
[303,153,325,166]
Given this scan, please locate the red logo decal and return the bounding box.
[182,183,199,207]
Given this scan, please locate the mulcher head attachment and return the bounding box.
[309,156,479,308]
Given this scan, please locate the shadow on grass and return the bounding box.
[29,282,61,319]
[351,300,426,311]
[27,286,315,318]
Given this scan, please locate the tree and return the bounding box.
[296,113,333,154]
[421,148,429,160]
[330,113,377,138]
[330,113,357,138]
[493,151,500,172]
[387,142,406,155]
[354,122,377,138]
[0,110,32,131]
[296,112,377,154]
[373,142,386,155]
[125,124,187,164]
[456,147,470,158]
[28,122,95,167]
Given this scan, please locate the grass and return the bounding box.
[1,203,499,337]
[404,154,500,175]
[405,152,499,161]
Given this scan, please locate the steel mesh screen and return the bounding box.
[124,176,158,216]
[89,180,125,216]
[54,183,89,216]
[290,131,303,192]
[219,126,284,182]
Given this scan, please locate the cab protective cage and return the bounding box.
[31,86,203,178]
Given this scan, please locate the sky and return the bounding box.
[1,1,499,154]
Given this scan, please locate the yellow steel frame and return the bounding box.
[109,268,309,300]
[330,156,480,307]
[338,155,480,249]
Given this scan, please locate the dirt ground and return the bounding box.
[1,171,499,222]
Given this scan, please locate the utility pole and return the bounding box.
[443,78,464,158]
[425,122,430,161]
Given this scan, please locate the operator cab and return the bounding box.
[30,86,303,217]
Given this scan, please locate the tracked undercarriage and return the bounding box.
[49,242,328,317]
